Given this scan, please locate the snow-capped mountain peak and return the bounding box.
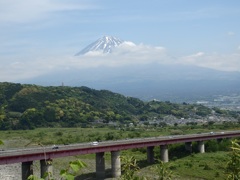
[75,35,123,55]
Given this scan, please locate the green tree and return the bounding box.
[152,160,175,180]
[60,160,87,180]
[120,156,144,180]
[225,140,240,180]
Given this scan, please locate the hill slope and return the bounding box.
[0,82,238,130]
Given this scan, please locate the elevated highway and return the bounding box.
[0,130,240,179]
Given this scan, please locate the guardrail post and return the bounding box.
[22,161,33,180]
[147,146,155,163]
[40,159,53,180]
[197,141,205,153]
[160,145,169,162]
[111,151,121,178]
[96,152,105,179]
[185,142,192,153]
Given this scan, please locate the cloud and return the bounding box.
[0,43,170,81]
[0,0,96,24]
[80,42,170,67]
[0,56,60,81]
[227,31,235,36]
[180,51,240,72]
[1,43,240,82]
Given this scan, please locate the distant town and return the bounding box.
[193,93,240,111]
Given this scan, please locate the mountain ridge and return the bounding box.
[22,62,240,102]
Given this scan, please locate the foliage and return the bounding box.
[225,140,240,180]
[205,139,231,152]
[152,160,175,180]
[60,160,87,180]
[119,156,177,180]
[120,156,146,180]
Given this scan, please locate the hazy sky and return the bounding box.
[1,0,240,82]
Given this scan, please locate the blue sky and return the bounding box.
[0,0,240,82]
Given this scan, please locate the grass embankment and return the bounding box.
[51,150,230,179]
[0,125,236,148]
[164,152,229,180]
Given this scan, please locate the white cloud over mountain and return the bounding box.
[180,51,240,72]
[80,42,168,66]
[1,41,240,83]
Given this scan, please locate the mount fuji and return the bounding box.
[75,36,124,55]
[23,36,240,103]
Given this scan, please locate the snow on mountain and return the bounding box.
[75,36,125,55]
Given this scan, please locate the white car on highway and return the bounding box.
[90,141,99,145]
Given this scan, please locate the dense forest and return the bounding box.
[0,82,239,130]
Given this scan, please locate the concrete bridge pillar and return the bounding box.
[96,152,105,179]
[185,142,192,153]
[111,151,121,178]
[160,145,169,162]
[147,146,155,163]
[22,161,33,180]
[40,159,53,180]
[197,141,205,153]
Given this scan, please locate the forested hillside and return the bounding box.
[0,82,239,130]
